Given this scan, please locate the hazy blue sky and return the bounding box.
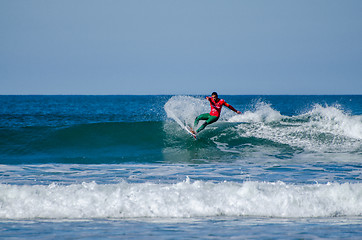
[1,0,362,95]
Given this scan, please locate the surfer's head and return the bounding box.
[211,92,218,100]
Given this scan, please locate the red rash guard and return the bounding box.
[208,98,237,117]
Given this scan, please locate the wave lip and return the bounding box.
[227,103,362,153]
[302,104,362,140]
[1,180,361,219]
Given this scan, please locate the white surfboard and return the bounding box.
[185,126,197,139]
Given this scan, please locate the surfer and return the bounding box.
[191,92,241,134]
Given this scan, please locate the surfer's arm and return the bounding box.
[224,102,241,114]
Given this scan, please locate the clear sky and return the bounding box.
[1,0,362,95]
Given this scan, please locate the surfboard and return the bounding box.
[185,126,197,139]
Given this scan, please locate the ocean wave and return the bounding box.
[0,97,360,164]
[1,179,361,219]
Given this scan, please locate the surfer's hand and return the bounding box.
[236,111,241,114]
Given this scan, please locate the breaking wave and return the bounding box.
[0,96,360,164]
[1,179,361,219]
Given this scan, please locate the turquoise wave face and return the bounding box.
[0,121,232,164]
[0,122,164,164]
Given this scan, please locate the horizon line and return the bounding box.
[0,93,361,96]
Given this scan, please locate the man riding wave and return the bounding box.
[191,92,241,134]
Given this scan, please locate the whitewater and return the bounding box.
[0,95,361,239]
[1,180,361,219]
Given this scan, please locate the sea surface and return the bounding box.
[0,95,361,239]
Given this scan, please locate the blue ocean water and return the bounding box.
[0,95,361,239]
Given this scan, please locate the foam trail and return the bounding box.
[1,180,361,219]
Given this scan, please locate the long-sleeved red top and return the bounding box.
[208,97,238,117]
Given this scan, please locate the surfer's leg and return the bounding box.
[206,115,219,125]
[196,122,208,133]
[194,113,210,128]
[196,115,219,133]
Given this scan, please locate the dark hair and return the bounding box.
[211,92,218,96]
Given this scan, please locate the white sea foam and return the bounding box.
[229,103,362,153]
[0,180,361,219]
[228,101,283,123]
[301,104,362,140]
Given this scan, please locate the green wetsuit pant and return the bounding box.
[194,113,219,133]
